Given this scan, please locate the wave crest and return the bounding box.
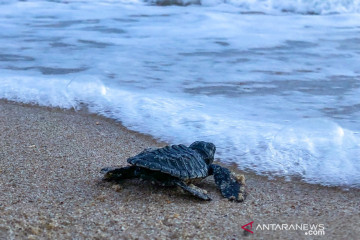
[146,0,360,14]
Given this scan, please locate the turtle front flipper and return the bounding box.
[174,180,212,201]
[101,166,139,181]
[209,164,246,202]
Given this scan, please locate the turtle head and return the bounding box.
[189,141,216,165]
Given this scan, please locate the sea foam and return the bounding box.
[2,76,360,188]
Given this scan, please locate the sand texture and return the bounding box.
[0,100,359,239]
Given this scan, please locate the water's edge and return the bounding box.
[1,98,358,191]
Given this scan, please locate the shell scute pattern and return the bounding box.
[127,144,208,180]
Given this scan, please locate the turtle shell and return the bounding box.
[127,144,209,180]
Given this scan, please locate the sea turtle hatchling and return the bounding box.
[101,141,246,201]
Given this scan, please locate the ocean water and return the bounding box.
[1,0,360,188]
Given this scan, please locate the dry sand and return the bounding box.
[0,100,359,240]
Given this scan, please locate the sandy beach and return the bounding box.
[0,100,359,239]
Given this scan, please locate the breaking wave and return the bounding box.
[146,0,360,14]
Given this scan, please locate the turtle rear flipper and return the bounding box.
[209,164,246,202]
[101,166,139,181]
[174,181,211,201]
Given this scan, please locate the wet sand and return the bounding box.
[0,100,359,239]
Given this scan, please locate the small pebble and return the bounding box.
[112,184,122,192]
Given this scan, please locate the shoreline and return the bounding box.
[1,100,359,239]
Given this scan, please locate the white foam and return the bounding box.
[264,119,360,187]
[2,76,360,188]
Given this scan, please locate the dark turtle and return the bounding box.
[101,141,246,201]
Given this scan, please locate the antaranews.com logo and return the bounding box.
[242,221,325,236]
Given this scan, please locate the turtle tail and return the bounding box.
[209,164,246,202]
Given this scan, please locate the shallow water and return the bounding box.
[1,0,360,188]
